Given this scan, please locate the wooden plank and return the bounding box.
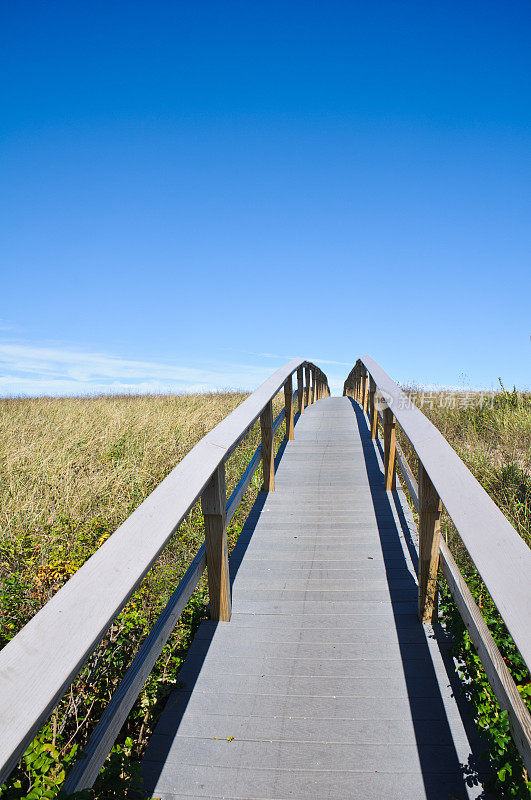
[225,447,261,525]
[61,545,207,793]
[201,464,231,621]
[0,359,319,785]
[142,398,481,800]
[418,463,442,624]
[361,355,531,668]
[439,539,531,772]
[260,400,275,492]
[395,440,419,509]
[140,762,476,800]
[284,377,294,440]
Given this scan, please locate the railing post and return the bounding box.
[369,376,378,439]
[305,365,311,407]
[361,369,368,412]
[260,400,275,492]
[311,369,316,403]
[297,366,305,415]
[418,463,443,623]
[284,376,294,441]
[201,464,231,621]
[383,407,396,490]
[356,366,361,403]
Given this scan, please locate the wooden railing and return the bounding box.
[0,359,329,793]
[343,356,531,771]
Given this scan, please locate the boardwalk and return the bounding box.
[141,397,483,800]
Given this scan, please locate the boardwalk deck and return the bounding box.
[141,397,485,800]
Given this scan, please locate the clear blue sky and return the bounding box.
[2,1,530,395]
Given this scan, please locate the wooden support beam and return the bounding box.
[439,539,531,772]
[383,407,397,490]
[369,377,378,439]
[304,365,310,407]
[284,377,294,441]
[297,367,305,415]
[361,370,368,412]
[418,463,442,623]
[260,400,275,492]
[201,465,231,621]
[311,369,316,403]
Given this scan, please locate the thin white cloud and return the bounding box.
[0,343,276,397]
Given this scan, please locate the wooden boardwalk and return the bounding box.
[141,397,484,800]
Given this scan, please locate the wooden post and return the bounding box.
[311,369,316,403]
[284,376,294,441]
[361,370,368,412]
[201,465,231,621]
[383,407,396,490]
[304,365,310,407]
[369,377,378,439]
[297,367,305,415]
[418,463,443,623]
[260,400,275,492]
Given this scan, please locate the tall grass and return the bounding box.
[397,384,531,799]
[0,390,286,799]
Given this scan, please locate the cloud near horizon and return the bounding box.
[0,342,347,397]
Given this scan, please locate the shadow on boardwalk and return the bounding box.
[351,399,488,798]
[139,401,490,800]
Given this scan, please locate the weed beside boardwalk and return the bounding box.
[398,384,531,799]
[0,386,530,798]
[0,390,286,799]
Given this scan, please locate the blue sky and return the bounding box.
[2,1,530,396]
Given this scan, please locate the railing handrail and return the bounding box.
[347,355,531,670]
[343,355,531,771]
[0,358,329,786]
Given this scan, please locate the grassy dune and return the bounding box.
[0,387,530,798]
[397,384,531,798]
[0,390,286,799]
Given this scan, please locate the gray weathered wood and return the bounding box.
[61,545,207,794]
[439,539,531,771]
[0,357,326,785]
[225,447,262,525]
[358,355,531,670]
[395,440,419,509]
[142,398,484,800]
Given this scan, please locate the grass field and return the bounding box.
[397,383,531,799]
[0,385,530,798]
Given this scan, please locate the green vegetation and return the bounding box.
[0,391,286,799]
[398,382,531,799]
[1,385,530,798]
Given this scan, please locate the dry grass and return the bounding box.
[397,386,531,546]
[0,389,289,799]
[1,386,529,797]
[1,392,246,557]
